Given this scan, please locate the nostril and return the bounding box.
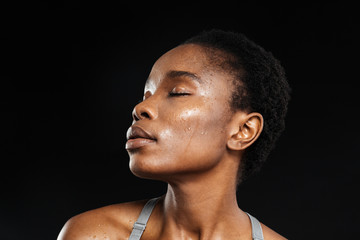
[140,112,150,119]
[132,108,151,121]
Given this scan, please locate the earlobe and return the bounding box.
[227,112,263,151]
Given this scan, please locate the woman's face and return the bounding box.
[126,44,235,181]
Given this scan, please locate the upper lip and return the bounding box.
[126,125,156,140]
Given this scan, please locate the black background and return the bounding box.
[1,2,359,240]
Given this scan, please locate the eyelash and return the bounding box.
[169,92,190,97]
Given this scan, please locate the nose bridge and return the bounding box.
[133,93,159,121]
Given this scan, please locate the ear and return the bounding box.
[227,112,264,151]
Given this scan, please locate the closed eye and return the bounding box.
[169,92,191,97]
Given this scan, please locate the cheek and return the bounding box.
[161,104,228,158]
[162,106,203,137]
[158,105,203,138]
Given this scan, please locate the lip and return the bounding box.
[125,125,157,150]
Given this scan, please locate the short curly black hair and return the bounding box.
[183,29,291,183]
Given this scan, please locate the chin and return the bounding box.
[129,156,170,181]
[129,164,154,179]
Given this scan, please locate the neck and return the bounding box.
[161,158,246,239]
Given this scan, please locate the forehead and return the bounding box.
[146,44,232,88]
[147,44,208,83]
[153,44,208,72]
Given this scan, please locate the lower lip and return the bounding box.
[125,138,156,150]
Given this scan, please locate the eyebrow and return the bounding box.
[166,70,202,83]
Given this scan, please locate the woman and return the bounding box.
[58,29,290,240]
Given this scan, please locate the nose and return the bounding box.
[132,98,157,121]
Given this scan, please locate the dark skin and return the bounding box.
[58,44,287,240]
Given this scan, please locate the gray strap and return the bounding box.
[128,197,160,240]
[246,213,264,240]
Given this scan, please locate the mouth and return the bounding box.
[125,125,157,150]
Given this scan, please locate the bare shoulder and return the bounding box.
[261,222,288,240]
[57,199,149,240]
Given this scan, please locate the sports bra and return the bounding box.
[128,197,264,240]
